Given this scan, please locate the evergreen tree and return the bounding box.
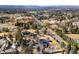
[16,29,23,45]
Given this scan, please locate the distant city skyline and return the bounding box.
[0,0,79,6]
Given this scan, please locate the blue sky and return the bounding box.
[0,0,79,6]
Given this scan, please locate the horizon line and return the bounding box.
[1,5,79,6]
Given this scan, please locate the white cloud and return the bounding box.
[0,0,79,5]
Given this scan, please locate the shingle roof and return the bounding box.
[65,34,79,40]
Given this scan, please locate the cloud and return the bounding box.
[0,0,79,5]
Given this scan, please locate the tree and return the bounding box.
[61,42,66,48]
[16,29,23,45]
[27,40,34,54]
[55,29,62,36]
[70,27,77,34]
[8,34,13,41]
[2,28,9,32]
[76,28,79,34]
[24,23,29,29]
[72,45,78,54]
[66,44,71,54]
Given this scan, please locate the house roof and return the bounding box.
[65,34,79,40]
[26,29,36,33]
[0,32,11,36]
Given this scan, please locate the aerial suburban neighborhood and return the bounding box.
[0,5,79,54]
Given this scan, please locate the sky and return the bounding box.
[0,0,79,6]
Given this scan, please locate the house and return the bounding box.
[72,22,79,28]
[0,16,10,23]
[65,34,79,46]
[0,32,11,37]
[65,34,79,41]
